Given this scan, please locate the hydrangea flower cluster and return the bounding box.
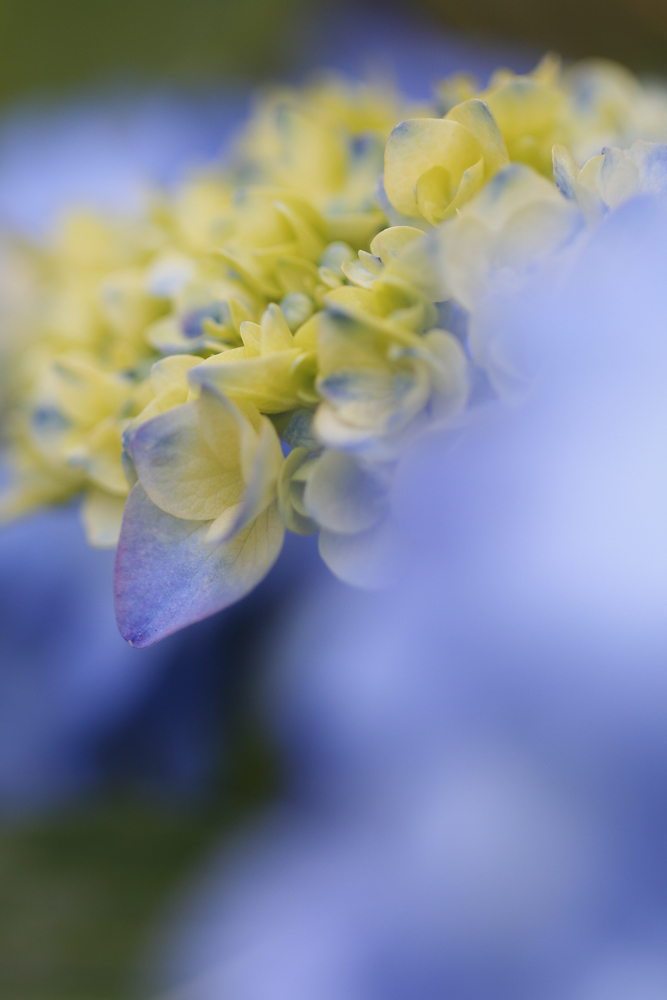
[2,57,667,646]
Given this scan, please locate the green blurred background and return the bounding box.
[0,0,308,103]
[0,1,665,997]
[0,0,666,108]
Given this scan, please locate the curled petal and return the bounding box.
[444,98,509,176]
[384,117,481,217]
[413,154,487,227]
[384,100,508,222]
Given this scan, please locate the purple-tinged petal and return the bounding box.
[114,483,284,646]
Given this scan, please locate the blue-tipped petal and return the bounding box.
[114,483,284,646]
[552,144,579,202]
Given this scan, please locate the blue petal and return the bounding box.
[114,483,284,646]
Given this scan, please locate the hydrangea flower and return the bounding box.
[3,58,667,644]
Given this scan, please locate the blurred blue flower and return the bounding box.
[0,89,247,238]
[158,196,667,998]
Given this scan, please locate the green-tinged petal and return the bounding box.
[114,484,284,646]
[81,487,125,548]
[196,386,261,464]
[293,313,320,352]
[375,176,432,231]
[98,267,163,343]
[316,306,433,450]
[318,305,419,383]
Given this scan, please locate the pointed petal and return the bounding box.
[114,484,284,646]
[260,302,294,353]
